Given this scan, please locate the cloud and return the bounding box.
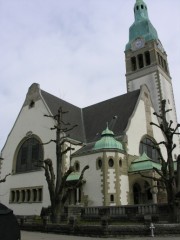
[0,0,180,149]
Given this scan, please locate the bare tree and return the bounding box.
[41,107,89,223]
[0,157,11,183]
[140,100,180,222]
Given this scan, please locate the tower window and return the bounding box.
[110,194,114,202]
[131,57,137,71]
[108,158,114,167]
[136,6,139,10]
[138,54,144,68]
[98,159,102,169]
[141,5,144,9]
[145,51,151,66]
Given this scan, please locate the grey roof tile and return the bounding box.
[41,89,140,144]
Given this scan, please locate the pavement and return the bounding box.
[21,231,180,240]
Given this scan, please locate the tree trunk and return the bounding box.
[166,181,178,222]
[51,201,64,223]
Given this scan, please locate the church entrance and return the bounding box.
[133,181,153,204]
[133,183,141,204]
[68,188,82,205]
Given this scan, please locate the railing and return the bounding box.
[17,203,170,224]
[82,203,169,221]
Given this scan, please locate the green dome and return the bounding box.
[93,127,123,151]
[125,0,158,50]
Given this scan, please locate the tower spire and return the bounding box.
[134,0,149,22]
[125,0,158,51]
[125,0,178,137]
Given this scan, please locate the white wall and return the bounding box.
[126,99,147,156]
[0,99,56,215]
[72,152,103,206]
[126,97,166,159]
[120,175,129,205]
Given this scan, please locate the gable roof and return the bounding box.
[41,87,140,144]
[83,90,140,142]
[41,90,85,142]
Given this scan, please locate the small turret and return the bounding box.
[93,126,123,151]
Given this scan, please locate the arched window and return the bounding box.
[16,137,43,173]
[133,183,141,204]
[139,137,160,162]
[110,194,114,202]
[97,158,102,169]
[119,159,122,167]
[144,181,153,202]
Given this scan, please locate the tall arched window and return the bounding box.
[16,137,43,173]
[139,137,159,162]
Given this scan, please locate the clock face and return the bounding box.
[135,38,143,49]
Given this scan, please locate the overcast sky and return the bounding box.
[0,0,180,150]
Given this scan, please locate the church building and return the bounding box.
[0,0,179,216]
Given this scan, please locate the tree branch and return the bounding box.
[42,139,56,145]
[58,166,74,195]
[0,173,11,183]
[137,171,164,182]
[150,122,161,129]
[62,147,75,155]
[63,124,78,133]
[75,165,89,188]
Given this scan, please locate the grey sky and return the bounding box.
[0,0,180,150]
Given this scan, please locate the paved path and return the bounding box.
[21,231,180,240]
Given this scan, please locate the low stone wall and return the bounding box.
[17,204,180,237]
[20,222,180,237]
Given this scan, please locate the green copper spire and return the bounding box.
[93,126,123,151]
[125,0,158,50]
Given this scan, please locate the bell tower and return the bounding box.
[125,0,177,126]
